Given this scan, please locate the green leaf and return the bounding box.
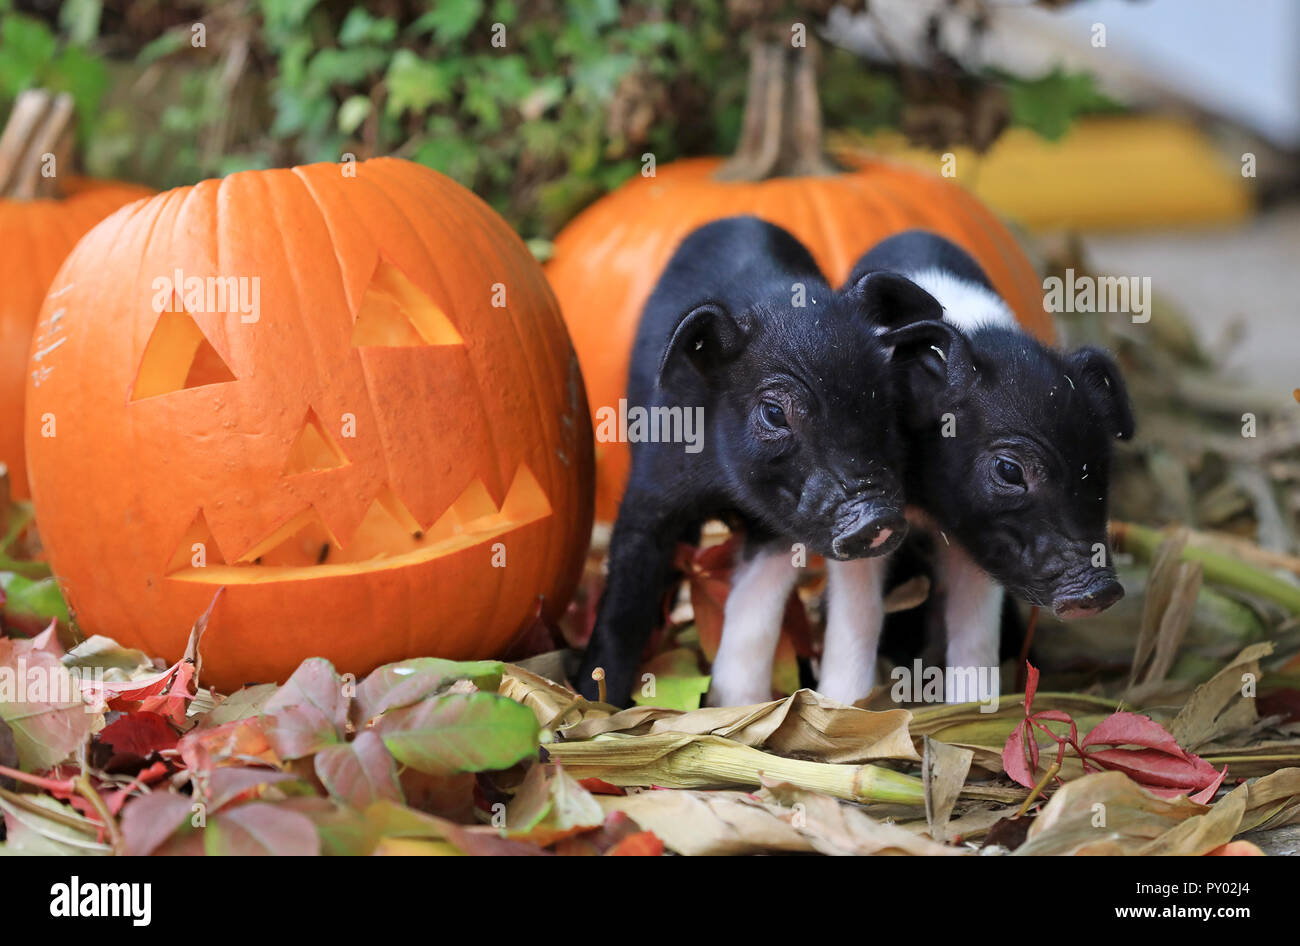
[409,0,484,45]
[337,94,371,134]
[385,50,452,116]
[306,47,389,86]
[0,574,69,624]
[354,657,503,724]
[1001,67,1122,141]
[338,8,397,47]
[58,0,102,46]
[377,692,538,775]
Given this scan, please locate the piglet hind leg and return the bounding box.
[818,556,889,705]
[576,499,680,707]
[938,542,1005,705]
[707,543,799,707]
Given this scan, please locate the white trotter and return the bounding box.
[818,556,888,704]
[938,541,1004,704]
[708,546,800,707]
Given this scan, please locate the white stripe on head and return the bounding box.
[906,267,1017,334]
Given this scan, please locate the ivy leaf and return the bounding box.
[385,50,453,116]
[409,0,485,45]
[0,574,70,626]
[204,801,321,856]
[260,657,348,758]
[353,657,503,725]
[338,8,397,47]
[337,94,371,134]
[0,637,96,771]
[314,730,404,809]
[121,792,195,856]
[377,692,538,775]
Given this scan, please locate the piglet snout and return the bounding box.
[830,508,906,560]
[1052,576,1124,619]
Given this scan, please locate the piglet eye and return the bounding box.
[760,400,788,429]
[995,457,1025,486]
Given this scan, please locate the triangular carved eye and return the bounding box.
[351,258,463,347]
[132,302,236,400]
[283,408,349,474]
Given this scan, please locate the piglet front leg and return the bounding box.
[937,541,1004,705]
[577,496,680,706]
[707,543,799,707]
[818,555,889,704]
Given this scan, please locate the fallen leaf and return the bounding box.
[314,730,404,809]
[377,692,539,775]
[353,657,504,725]
[204,801,320,856]
[504,764,604,846]
[562,688,918,763]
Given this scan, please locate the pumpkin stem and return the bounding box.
[0,89,75,201]
[716,28,841,182]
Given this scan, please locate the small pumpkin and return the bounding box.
[546,36,1049,520]
[25,157,594,692]
[0,90,151,498]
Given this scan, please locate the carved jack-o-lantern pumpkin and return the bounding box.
[25,158,594,692]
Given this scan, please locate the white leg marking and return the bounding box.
[707,545,799,707]
[939,542,1004,704]
[818,555,889,704]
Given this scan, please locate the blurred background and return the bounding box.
[4,0,1299,686]
[4,0,1295,376]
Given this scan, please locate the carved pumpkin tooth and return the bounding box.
[283,407,349,474]
[236,507,338,565]
[165,509,226,574]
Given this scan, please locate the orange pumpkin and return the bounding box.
[546,38,1048,520]
[25,157,594,692]
[0,91,151,498]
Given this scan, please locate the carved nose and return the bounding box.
[1052,578,1124,619]
[831,511,906,560]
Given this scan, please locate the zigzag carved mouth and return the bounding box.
[166,464,551,585]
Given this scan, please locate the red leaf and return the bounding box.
[1081,711,1187,756]
[1257,689,1300,725]
[577,778,625,796]
[1084,747,1223,791]
[98,712,178,758]
[1002,722,1035,788]
[1023,662,1040,712]
[606,831,664,856]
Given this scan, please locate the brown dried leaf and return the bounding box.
[923,737,973,842]
[561,688,918,763]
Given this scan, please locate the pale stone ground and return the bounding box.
[1091,206,1298,853]
[1082,203,1300,393]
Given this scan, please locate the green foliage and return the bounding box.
[0,3,1116,237]
[998,66,1123,141]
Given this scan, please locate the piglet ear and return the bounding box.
[657,302,744,386]
[845,271,944,330]
[1067,347,1135,441]
[882,319,974,386]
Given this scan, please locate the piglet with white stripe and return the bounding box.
[744,230,1134,705]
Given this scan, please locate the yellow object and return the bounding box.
[371,837,464,856]
[833,117,1253,231]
